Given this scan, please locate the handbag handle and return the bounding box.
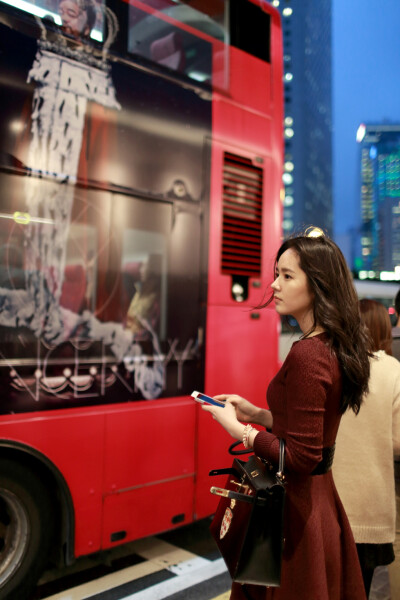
[277,439,286,482]
[229,438,286,481]
[229,440,253,455]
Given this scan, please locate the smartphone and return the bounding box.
[191,391,225,407]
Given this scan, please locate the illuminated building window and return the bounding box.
[283,219,293,230]
[282,173,293,185]
[284,195,294,206]
[284,161,294,172]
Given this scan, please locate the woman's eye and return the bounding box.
[284,274,291,280]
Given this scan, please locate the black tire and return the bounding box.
[0,458,55,600]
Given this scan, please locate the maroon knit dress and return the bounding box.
[230,333,367,600]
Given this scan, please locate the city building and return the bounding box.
[269,0,333,236]
[356,123,400,277]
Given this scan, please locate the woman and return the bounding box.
[333,299,400,597]
[202,231,370,600]
[126,254,162,338]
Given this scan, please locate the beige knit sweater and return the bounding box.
[332,351,400,543]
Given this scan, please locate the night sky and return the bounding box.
[332,0,400,238]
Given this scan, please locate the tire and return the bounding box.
[0,458,55,600]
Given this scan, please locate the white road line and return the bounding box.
[167,555,211,575]
[40,561,163,600]
[40,538,201,600]
[120,558,227,600]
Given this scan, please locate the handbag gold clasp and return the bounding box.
[210,486,229,497]
[276,471,286,483]
[230,480,250,493]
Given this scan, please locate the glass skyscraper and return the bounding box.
[269,0,333,236]
[357,123,400,274]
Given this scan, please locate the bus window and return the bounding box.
[128,2,225,84]
[230,0,271,63]
[0,179,203,410]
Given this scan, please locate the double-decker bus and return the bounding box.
[0,0,283,597]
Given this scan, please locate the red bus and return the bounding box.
[0,0,283,597]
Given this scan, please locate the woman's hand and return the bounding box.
[214,394,272,429]
[217,394,258,422]
[201,399,244,441]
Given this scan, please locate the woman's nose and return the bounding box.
[271,277,279,290]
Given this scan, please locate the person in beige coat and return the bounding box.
[333,299,400,598]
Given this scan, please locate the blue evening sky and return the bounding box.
[332,0,400,237]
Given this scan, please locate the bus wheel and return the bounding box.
[0,459,54,600]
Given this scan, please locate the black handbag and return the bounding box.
[209,438,286,587]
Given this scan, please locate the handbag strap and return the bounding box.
[277,438,286,483]
[229,437,286,481]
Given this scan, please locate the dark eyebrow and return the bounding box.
[276,267,296,274]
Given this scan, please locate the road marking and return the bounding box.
[212,593,231,600]
[40,536,230,600]
[120,557,227,600]
[41,560,163,600]
[167,555,212,575]
[40,537,203,600]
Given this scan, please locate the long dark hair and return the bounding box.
[262,233,370,414]
[359,298,393,355]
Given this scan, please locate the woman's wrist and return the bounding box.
[229,422,247,441]
[252,407,272,429]
[247,428,258,448]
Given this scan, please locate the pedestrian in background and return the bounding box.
[392,288,400,360]
[390,287,400,600]
[333,299,400,598]
[202,231,370,600]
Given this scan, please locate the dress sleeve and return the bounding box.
[253,339,334,474]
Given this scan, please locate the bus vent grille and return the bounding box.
[221,152,263,277]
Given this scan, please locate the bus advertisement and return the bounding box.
[0,0,283,597]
